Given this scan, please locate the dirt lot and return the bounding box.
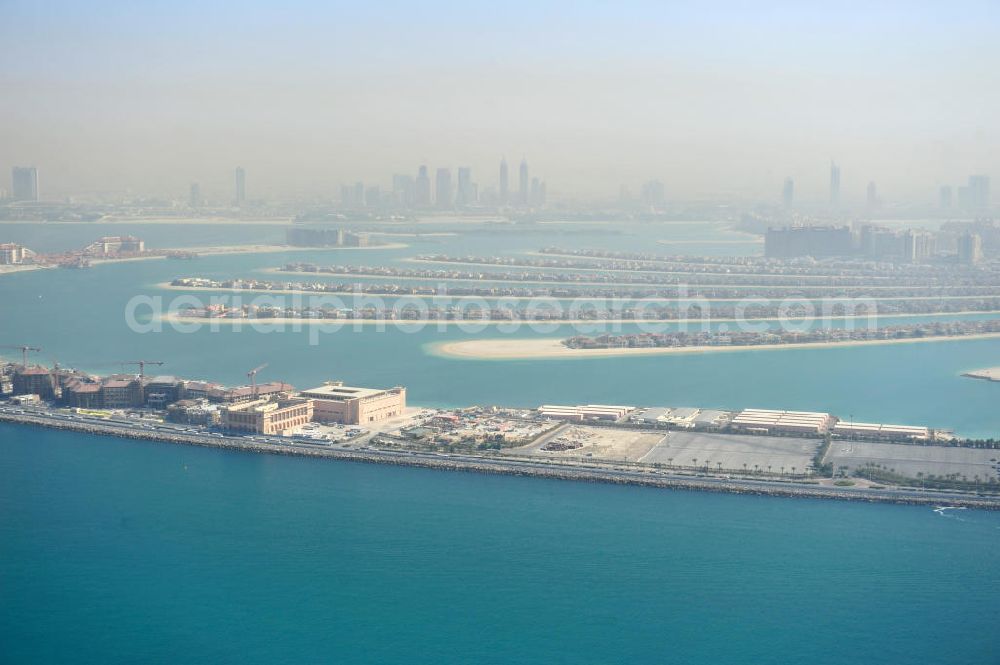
[509,424,665,462]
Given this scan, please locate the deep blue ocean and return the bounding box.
[1,424,998,664]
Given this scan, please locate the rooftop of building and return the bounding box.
[665,407,701,419]
[633,407,672,421]
[226,382,293,399]
[101,379,133,389]
[148,375,179,385]
[301,382,400,400]
[182,380,224,390]
[15,366,51,376]
[67,382,101,393]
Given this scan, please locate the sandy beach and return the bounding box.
[962,367,1000,382]
[0,264,55,276]
[429,333,1000,360]
[0,242,408,279]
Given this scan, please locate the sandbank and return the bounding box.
[429,333,1000,360]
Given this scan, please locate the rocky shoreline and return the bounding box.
[2,412,998,510]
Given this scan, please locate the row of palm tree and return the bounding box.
[656,457,802,477]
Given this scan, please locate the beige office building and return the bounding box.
[300,382,406,425]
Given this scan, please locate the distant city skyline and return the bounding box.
[3,159,992,213]
[2,1,998,202]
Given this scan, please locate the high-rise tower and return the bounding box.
[499,158,509,204]
[518,159,529,205]
[829,161,841,207]
[235,167,246,206]
[782,177,794,207]
[435,168,452,208]
[11,167,38,202]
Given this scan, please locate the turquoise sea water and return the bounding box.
[2,220,1000,662]
[1,425,998,664]
[1,220,998,436]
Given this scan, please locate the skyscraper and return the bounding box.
[866,181,878,208]
[782,177,794,207]
[957,232,983,265]
[939,185,953,209]
[11,167,38,202]
[904,230,934,263]
[456,167,475,206]
[641,180,665,207]
[519,159,529,205]
[235,167,246,206]
[340,184,355,207]
[414,165,431,206]
[435,168,452,208]
[968,175,990,210]
[189,183,202,208]
[499,158,509,205]
[829,161,840,207]
[957,185,971,209]
[366,185,381,208]
[392,174,414,207]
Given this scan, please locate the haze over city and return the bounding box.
[3,3,1000,664]
[2,0,999,202]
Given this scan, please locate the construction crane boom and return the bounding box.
[1,345,42,368]
[248,363,268,399]
[122,360,165,406]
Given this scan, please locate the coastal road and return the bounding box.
[1,406,997,510]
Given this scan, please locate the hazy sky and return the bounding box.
[2,0,998,203]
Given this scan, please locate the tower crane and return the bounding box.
[1,345,41,368]
[122,360,164,405]
[247,363,268,399]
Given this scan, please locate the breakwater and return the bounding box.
[3,412,997,510]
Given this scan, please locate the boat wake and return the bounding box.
[933,506,968,521]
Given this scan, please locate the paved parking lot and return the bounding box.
[827,442,1000,481]
[639,431,821,474]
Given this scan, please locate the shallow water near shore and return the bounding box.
[1,424,998,664]
[2,221,1000,437]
